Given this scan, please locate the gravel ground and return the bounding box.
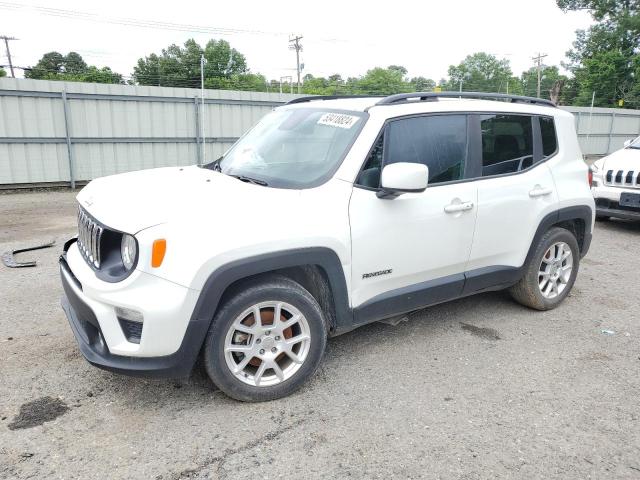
[1,190,639,479]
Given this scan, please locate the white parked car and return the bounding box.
[60,92,595,401]
[591,136,640,220]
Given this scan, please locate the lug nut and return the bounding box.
[256,338,261,344]
[265,330,271,335]
[271,347,277,353]
[275,336,280,341]
[259,349,265,355]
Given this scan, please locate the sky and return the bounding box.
[0,0,594,83]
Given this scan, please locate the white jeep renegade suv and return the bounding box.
[60,92,595,401]
[591,135,640,221]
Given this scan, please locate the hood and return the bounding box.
[76,166,302,233]
[601,147,640,173]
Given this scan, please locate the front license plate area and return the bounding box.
[620,192,640,208]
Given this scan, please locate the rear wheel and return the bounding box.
[509,227,580,310]
[203,275,327,402]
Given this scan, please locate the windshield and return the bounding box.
[206,108,366,188]
[628,136,640,149]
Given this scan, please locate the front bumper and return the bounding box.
[595,199,640,220]
[592,184,640,220]
[60,239,208,378]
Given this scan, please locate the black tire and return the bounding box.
[509,227,580,311]
[203,275,327,402]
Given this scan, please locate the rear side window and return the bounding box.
[386,115,467,184]
[480,114,533,176]
[540,116,558,157]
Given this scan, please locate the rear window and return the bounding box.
[540,116,558,157]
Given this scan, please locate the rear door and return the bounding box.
[464,114,559,292]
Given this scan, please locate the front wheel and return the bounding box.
[203,275,327,402]
[509,227,580,310]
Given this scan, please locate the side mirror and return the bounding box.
[377,162,429,199]
[624,139,632,148]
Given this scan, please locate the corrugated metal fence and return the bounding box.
[1,78,640,187]
[564,106,640,157]
[0,78,300,187]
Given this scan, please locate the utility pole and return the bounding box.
[288,35,303,93]
[1,35,18,78]
[200,54,206,165]
[532,52,548,98]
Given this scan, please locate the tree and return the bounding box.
[301,74,331,95]
[409,76,436,91]
[355,66,412,95]
[387,65,408,75]
[520,65,569,101]
[133,38,258,90]
[25,51,122,84]
[64,52,88,74]
[0,67,6,78]
[445,52,515,93]
[25,51,65,78]
[558,0,640,107]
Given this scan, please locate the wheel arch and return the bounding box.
[526,205,593,267]
[191,248,352,339]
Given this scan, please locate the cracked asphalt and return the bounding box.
[1,190,639,479]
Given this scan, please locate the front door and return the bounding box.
[349,113,478,324]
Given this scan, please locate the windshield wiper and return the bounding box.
[229,174,269,186]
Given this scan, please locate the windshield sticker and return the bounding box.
[317,113,360,129]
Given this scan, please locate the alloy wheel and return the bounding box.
[538,241,573,299]
[223,301,311,387]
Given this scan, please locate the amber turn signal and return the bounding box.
[151,239,167,268]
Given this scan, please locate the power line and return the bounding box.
[0,35,17,77]
[288,35,303,94]
[0,2,287,37]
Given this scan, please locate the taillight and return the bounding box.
[588,169,593,186]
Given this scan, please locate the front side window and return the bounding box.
[385,115,467,184]
[210,108,366,189]
[357,134,384,188]
[480,114,533,176]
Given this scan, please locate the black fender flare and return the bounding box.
[461,205,593,296]
[174,248,353,373]
[192,247,351,328]
[525,205,593,264]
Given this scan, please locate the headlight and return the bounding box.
[121,234,137,271]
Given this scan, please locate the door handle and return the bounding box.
[529,186,553,198]
[444,201,474,213]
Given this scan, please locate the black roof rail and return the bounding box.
[374,91,556,108]
[285,94,382,105]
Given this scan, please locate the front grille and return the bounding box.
[77,208,103,268]
[605,169,640,188]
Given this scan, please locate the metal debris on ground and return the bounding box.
[379,315,410,326]
[601,329,616,335]
[1,240,55,268]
